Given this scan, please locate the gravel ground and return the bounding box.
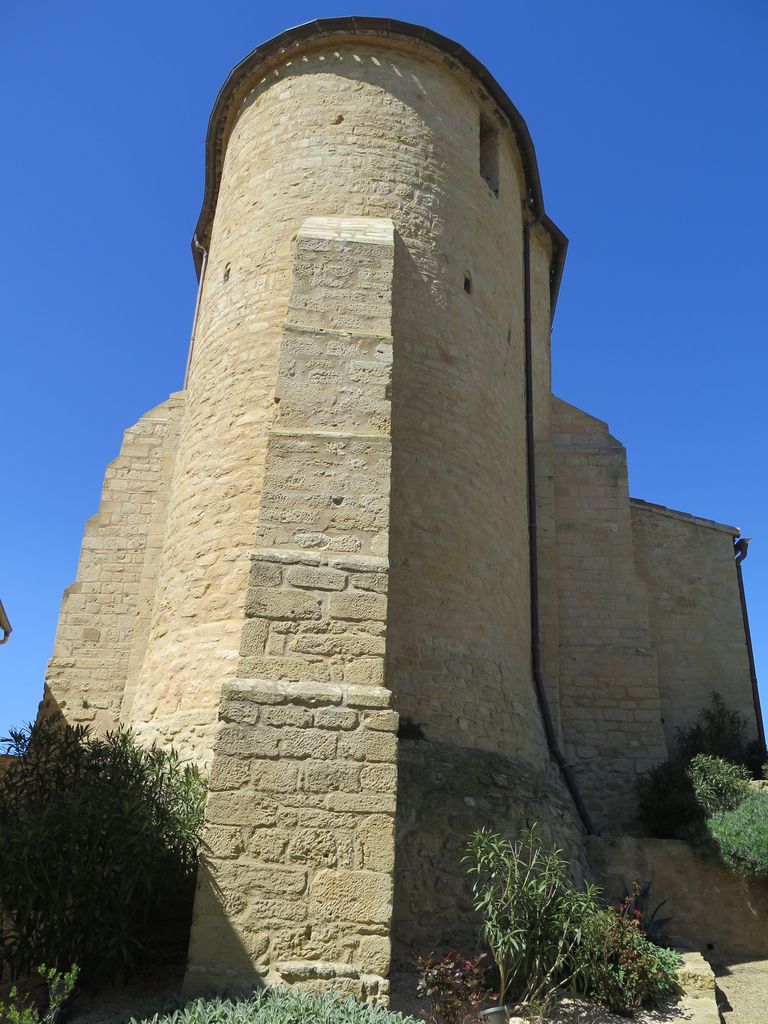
[712,958,768,1024]
[389,972,698,1023]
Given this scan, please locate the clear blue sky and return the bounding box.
[2,1,767,735]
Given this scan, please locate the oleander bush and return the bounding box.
[128,990,417,1024]
[0,714,206,982]
[466,826,680,1018]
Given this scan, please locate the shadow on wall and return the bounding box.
[587,835,768,960]
[391,738,590,967]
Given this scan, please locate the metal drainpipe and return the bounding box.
[523,206,594,835]
[184,237,209,388]
[733,540,766,756]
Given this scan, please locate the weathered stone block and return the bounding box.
[329,592,387,622]
[344,658,385,685]
[338,729,397,763]
[310,869,393,924]
[261,705,313,728]
[206,791,278,827]
[209,754,250,791]
[313,707,359,730]
[251,759,300,792]
[303,761,361,793]
[245,588,322,621]
[280,728,338,760]
[287,565,347,590]
[217,723,280,758]
[287,828,338,867]
[344,685,392,709]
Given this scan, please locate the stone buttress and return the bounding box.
[184,218,398,1001]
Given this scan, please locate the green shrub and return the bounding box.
[129,989,417,1024]
[465,827,680,1017]
[688,754,751,816]
[466,826,600,1012]
[637,692,761,839]
[707,791,768,876]
[412,952,493,1024]
[576,909,680,1016]
[0,964,79,1024]
[636,758,702,840]
[675,692,751,765]
[0,715,206,982]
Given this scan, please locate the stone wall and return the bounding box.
[124,32,554,768]
[630,501,758,749]
[587,835,768,959]
[552,398,667,830]
[43,393,185,732]
[393,739,589,965]
[185,679,398,1001]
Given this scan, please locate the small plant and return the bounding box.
[707,791,768,876]
[617,882,673,947]
[576,909,680,1016]
[466,826,600,1014]
[688,754,751,817]
[412,952,494,1024]
[0,986,37,1024]
[39,963,79,1021]
[0,964,79,1024]
[128,989,418,1024]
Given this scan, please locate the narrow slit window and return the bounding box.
[479,113,499,195]
[464,272,472,294]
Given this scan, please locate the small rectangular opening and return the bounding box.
[479,113,499,196]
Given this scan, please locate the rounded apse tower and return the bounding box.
[125,17,566,768]
[138,18,584,999]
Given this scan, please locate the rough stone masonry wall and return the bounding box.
[552,398,667,831]
[127,33,552,767]
[43,393,185,732]
[187,680,397,1001]
[185,216,399,1000]
[588,834,768,959]
[630,502,757,751]
[393,739,589,965]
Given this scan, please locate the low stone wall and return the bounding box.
[393,740,589,964]
[587,835,768,958]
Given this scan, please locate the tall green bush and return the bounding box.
[687,754,751,816]
[637,691,762,839]
[0,715,206,981]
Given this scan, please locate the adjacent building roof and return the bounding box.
[630,497,740,536]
